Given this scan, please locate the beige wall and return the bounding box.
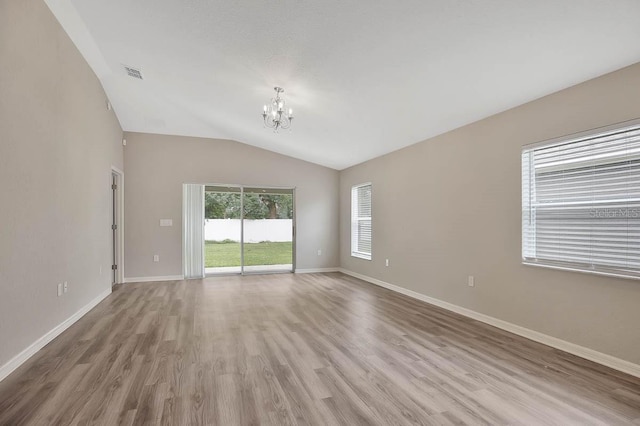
[123,133,339,278]
[0,0,123,368]
[340,62,640,364]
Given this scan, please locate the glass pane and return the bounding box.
[204,188,242,274]
[243,189,294,273]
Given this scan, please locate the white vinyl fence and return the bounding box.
[204,219,292,243]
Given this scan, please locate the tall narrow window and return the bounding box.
[522,120,640,278]
[351,183,372,260]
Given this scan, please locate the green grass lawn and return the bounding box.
[205,241,292,267]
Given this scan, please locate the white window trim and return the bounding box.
[521,118,640,280]
[352,251,372,261]
[351,182,372,261]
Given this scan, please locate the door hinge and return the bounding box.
[112,224,117,230]
[112,184,117,190]
[112,264,117,270]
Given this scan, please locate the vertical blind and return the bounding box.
[183,184,205,279]
[522,121,640,277]
[351,183,372,259]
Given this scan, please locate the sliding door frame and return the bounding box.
[202,183,296,276]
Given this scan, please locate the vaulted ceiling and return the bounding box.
[46,0,640,169]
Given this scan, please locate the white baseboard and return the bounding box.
[0,288,112,383]
[338,268,640,379]
[124,275,184,283]
[295,268,340,274]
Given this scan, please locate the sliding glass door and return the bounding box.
[242,187,294,274]
[196,184,294,276]
[204,185,243,275]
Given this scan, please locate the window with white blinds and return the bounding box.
[351,183,372,260]
[522,120,640,278]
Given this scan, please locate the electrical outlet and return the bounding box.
[57,283,63,297]
[468,276,475,287]
[153,255,160,262]
[63,281,68,293]
[385,259,390,267]
[317,249,322,256]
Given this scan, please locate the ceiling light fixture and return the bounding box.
[262,87,293,132]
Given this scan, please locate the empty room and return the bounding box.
[2,0,640,424]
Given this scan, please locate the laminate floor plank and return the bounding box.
[0,272,639,425]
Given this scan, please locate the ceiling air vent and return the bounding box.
[123,65,144,80]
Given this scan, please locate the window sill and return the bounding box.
[351,252,372,261]
[522,260,640,281]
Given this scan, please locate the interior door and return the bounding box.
[111,173,117,284]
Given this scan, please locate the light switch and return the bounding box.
[160,219,173,227]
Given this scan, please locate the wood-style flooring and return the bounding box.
[0,272,639,425]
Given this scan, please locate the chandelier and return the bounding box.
[262,87,293,132]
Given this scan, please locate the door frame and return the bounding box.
[201,183,296,276]
[111,166,125,284]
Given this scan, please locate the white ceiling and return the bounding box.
[45,0,640,170]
